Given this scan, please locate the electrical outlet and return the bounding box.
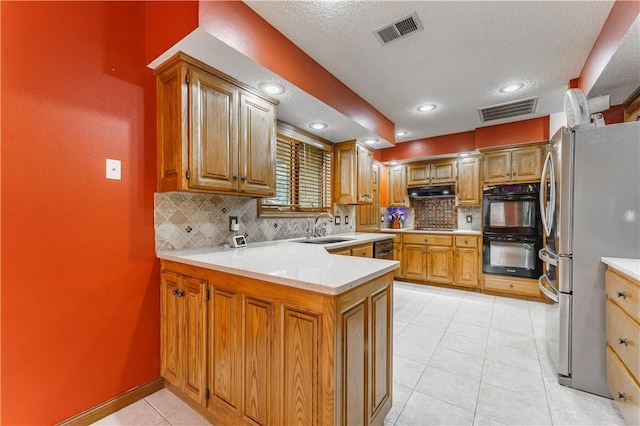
[466,215,473,223]
[334,216,341,225]
[229,216,239,231]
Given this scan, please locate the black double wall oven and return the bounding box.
[482,183,543,279]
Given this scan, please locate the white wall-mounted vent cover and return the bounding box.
[478,97,538,123]
[374,12,424,45]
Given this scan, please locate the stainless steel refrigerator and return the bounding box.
[538,121,640,397]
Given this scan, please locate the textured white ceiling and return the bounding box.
[244,1,630,142]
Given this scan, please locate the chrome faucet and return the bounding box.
[311,212,334,238]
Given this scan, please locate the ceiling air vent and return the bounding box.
[374,12,424,45]
[478,97,538,123]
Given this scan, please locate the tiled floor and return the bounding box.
[387,281,625,426]
[95,281,626,426]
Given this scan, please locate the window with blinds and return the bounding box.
[259,124,333,217]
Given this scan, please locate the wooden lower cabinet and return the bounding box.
[426,246,454,284]
[399,233,479,289]
[161,260,393,426]
[161,272,207,405]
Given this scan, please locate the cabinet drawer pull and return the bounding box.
[617,392,627,402]
[424,239,429,243]
[617,291,627,299]
[618,337,629,346]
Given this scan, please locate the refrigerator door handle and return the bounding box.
[540,151,556,238]
[539,248,558,266]
[539,274,559,303]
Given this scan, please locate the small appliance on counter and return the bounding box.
[390,212,403,229]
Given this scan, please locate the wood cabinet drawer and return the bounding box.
[455,236,478,248]
[606,300,640,383]
[483,275,540,297]
[606,270,640,322]
[351,243,373,258]
[402,234,453,246]
[606,346,640,426]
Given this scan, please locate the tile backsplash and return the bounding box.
[154,192,355,251]
[413,197,458,229]
[457,206,482,231]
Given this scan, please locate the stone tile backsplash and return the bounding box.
[154,192,355,252]
[457,206,482,231]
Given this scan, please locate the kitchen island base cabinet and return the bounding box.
[160,261,393,426]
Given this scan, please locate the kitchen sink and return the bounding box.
[293,237,355,244]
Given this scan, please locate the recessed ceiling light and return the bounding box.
[308,121,328,130]
[417,104,437,112]
[499,83,524,93]
[396,131,408,137]
[259,82,285,95]
[363,138,378,145]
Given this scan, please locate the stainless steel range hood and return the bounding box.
[408,185,455,198]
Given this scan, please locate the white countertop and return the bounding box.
[380,228,481,235]
[601,257,640,282]
[157,233,399,295]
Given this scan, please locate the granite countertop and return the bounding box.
[157,232,399,296]
[380,228,481,235]
[601,257,640,282]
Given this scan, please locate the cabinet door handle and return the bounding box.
[233,174,239,180]
[619,337,629,346]
[172,289,178,296]
[617,392,627,402]
[617,291,627,299]
[241,176,247,181]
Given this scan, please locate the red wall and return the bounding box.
[379,117,549,162]
[198,1,396,144]
[1,2,159,423]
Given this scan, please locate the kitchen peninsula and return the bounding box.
[157,233,398,426]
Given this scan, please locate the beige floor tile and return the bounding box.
[91,400,164,426]
[145,389,192,420]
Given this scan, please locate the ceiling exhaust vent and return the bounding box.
[478,97,538,122]
[374,12,423,45]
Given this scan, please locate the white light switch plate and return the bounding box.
[106,159,121,180]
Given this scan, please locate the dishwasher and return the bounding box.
[373,239,394,260]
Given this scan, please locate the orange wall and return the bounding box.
[379,131,475,163]
[145,1,198,64]
[474,117,549,149]
[197,1,395,144]
[1,2,159,423]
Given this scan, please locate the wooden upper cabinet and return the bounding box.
[512,146,542,182]
[155,52,278,196]
[457,156,481,205]
[431,160,456,184]
[388,165,409,207]
[483,144,543,184]
[407,159,456,187]
[238,93,276,196]
[189,68,238,193]
[356,163,380,232]
[407,162,430,186]
[335,141,374,204]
